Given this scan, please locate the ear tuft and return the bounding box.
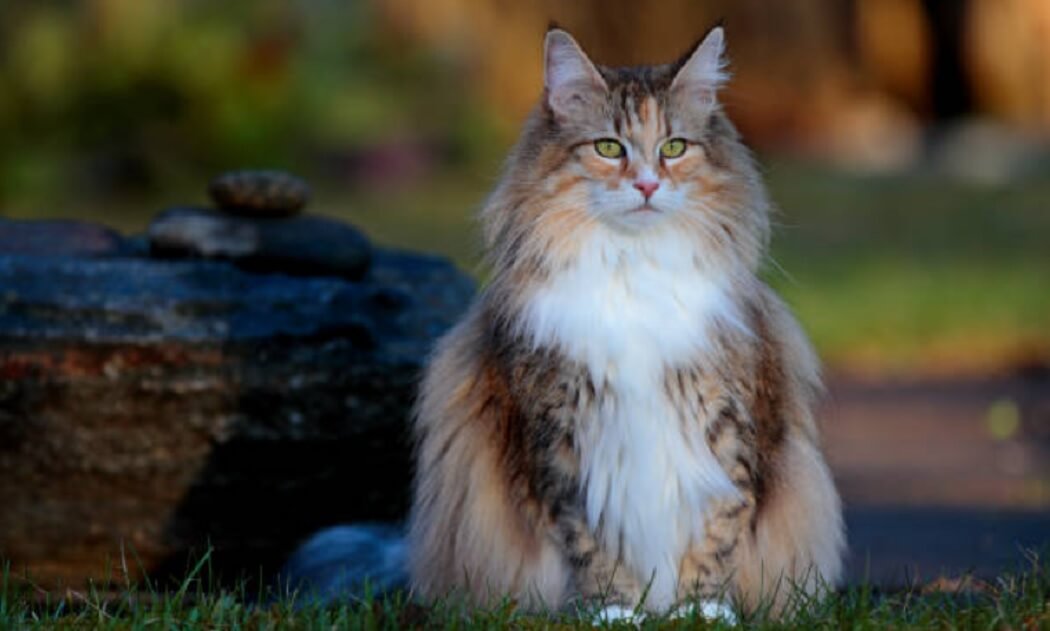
[671,26,729,104]
[544,29,606,119]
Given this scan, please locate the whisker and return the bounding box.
[764,254,798,286]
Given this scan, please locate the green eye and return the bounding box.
[660,138,687,158]
[594,139,625,159]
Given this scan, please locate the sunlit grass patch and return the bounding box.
[764,161,1050,375]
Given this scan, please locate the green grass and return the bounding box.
[762,161,1050,375]
[3,553,1048,630]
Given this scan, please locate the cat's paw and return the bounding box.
[672,599,737,624]
[592,604,645,625]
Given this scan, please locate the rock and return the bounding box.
[208,170,311,217]
[147,207,372,280]
[0,248,474,589]
[0,219,129,258]
[121,233,152,258]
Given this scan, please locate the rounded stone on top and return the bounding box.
[208,170,312,217]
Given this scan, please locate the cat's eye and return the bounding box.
[594,139,625,159]
[660,138,687,159]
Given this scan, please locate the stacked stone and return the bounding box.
[0,173,473,591]
[148,170,372,279]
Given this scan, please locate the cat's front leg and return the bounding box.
[507,345,645,613]
[552,508,646,617]
[525,412,644,613]
[677,396,757,612]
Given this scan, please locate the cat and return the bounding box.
[407,25,845,618]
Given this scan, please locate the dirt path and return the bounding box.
[822,371,1050,584]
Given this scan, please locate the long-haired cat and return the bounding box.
[408,26,844,618]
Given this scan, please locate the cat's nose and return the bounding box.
[633,179,660,200]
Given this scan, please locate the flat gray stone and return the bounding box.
[0,219,129,258]
[148,207,372,279]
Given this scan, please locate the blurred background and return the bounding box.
[1,0,1048,585]
[2,0,1048,375]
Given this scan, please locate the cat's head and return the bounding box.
[485,27,770,276]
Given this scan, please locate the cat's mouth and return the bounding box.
[630,204,659,214]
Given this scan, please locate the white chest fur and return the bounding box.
[520,227,741,609]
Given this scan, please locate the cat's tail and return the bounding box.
[278,523,408,604]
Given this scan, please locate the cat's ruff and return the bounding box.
[518,226,744,608]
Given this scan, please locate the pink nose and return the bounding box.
[634,179,660,200]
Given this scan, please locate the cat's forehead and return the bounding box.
[599,63,677,104]
[596,63,681,138]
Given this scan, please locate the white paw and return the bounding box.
[672,599,737,623]
[593,604,645,625]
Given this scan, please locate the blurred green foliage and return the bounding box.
[0,0,494,209]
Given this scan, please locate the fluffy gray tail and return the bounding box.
[278,523,408,604]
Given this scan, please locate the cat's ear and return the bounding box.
[670,26,728,107]
[544,28,607,120]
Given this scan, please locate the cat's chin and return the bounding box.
[606,205,668,232]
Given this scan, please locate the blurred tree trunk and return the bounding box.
[964,0,1050,130]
